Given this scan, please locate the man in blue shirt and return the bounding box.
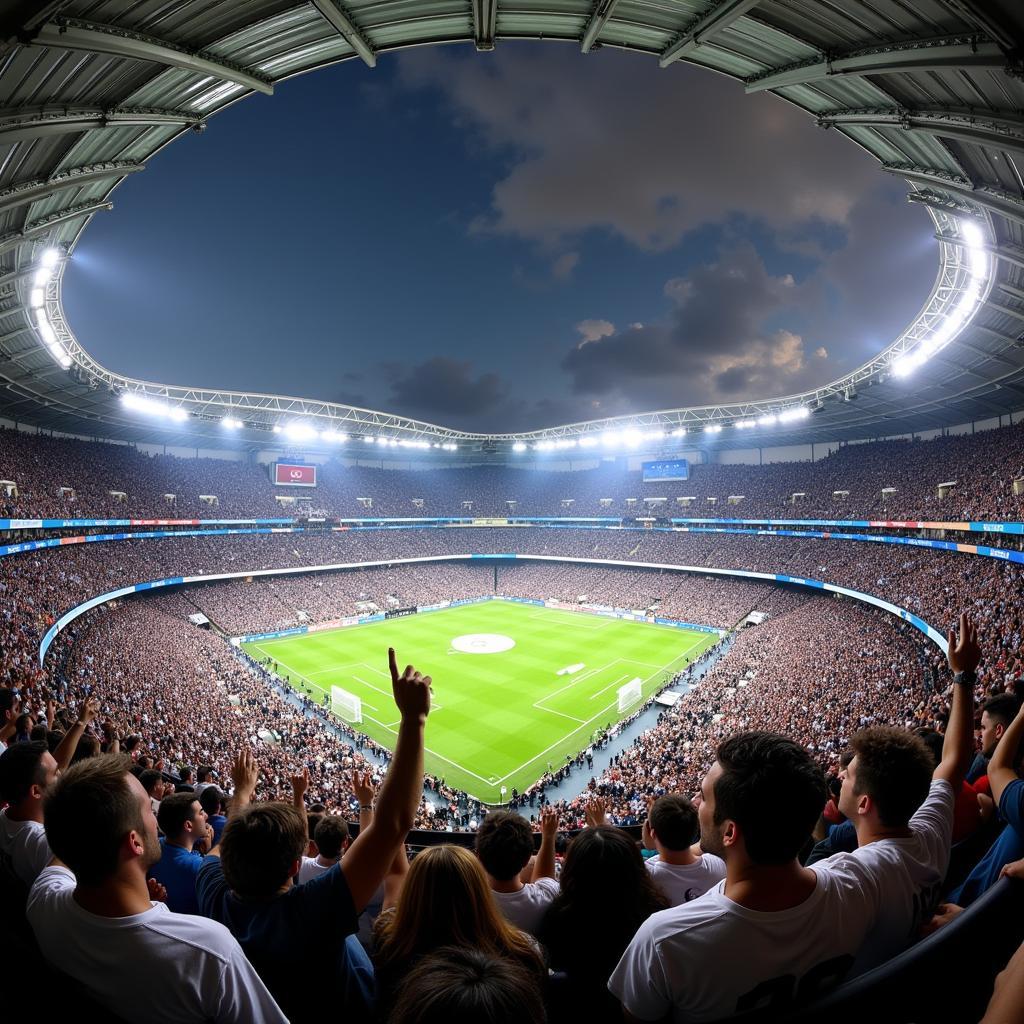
[149,791,209,914]
[200,785,228,847]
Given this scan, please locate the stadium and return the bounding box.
[0,2,1023,1022]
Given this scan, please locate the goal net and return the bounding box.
[617,677,643,714]
[331,685,363,724]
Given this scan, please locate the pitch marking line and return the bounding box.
[588,673,632,700]
[526,610,610,630]
[493,636,713,787]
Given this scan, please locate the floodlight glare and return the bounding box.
[622,428,644,448]
[736,419,757,429]
[579,436,598,449]
[37,320,57,346]
[223,417,243,429]
[29,288,44,308]
[33,268,51,288]
[892,353,922,377]
[364,436,375,443]
[40,248,61,268]
[757,414,777,426]
[284,422,316,441]
[960,220,984,249]
[512,442,527,452]
[671,427,687,437]
[167,406,189,422]
[704,424,723,434]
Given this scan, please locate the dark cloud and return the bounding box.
[397,48,884,251]
[388,357,509,423]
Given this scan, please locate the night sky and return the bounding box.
[63,43,937,433]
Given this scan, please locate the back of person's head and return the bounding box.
[475,810,534,881]
[847,727,933,828]
[387,946,546,1024]
[197,765,214,783]
[179,765,194,783]
[71,733,100,763]
[558,825,666,914]
[199,785,224,817]
[157,791,201,840]
[29,723,48,742]
[313,815,350,860]
[0,740,49,805]
[139,769,162,796]
[711,731,827,865]
[912,727,944,767]
[44,754,151,886]
[220,801,306,901]
[648,794,699,851]
[378,845,538,969]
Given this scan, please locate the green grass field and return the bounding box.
[243,600,717,803]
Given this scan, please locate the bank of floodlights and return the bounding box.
[121,392,189,422]
[30,247,72,369]
[892,218,989,378]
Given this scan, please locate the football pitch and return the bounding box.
[243,600,718,804]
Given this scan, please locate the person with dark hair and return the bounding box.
[476,806,559,934]
[387,945,547,1024]
[198,648,432,1022]
[26,754,285,1023]
[194,764,216,800]
[642,793,725,906]
[177,764,195,792]
[298,814,351,883]
[968,692,1023,783]
[611,730,886,1021]
[149,791,210,914]
[200,785,228,847]
[0,741,57,885]
[139,768,164,814]
[540,800,668,1016]
[836,612,978,972]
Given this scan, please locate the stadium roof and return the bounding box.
[0,0,1022,457]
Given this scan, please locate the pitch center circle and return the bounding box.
[451,633,516,654]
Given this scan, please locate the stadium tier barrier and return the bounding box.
[37,553,948,666]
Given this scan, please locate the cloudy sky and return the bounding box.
[64,43,937,432]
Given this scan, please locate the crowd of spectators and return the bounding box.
[3,417,1024,521]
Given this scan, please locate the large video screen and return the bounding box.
[642,459,689,482]
[273,462,317,487]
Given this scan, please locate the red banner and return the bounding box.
[274,463,317,487]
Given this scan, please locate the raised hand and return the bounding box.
[585,795,608,829]
[947,612,982,675]
[352,769,376,807]
[78,696,100,725]
[388,648,431,724]
[231,747,259,802]
[539,804,559,838]
[147,877,168,903]
[290,766,310,803]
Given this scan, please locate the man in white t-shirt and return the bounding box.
[26,752,285,1023]
[643,794,725,907]
[299,814,351,883]
[476,805,560,935]
[838,612,980,973]
[610,731,886,1022]
[0,741,58,886]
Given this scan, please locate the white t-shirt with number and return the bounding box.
[609,853,884,1022]
[847,778,955,975]
[646,853,727,907]
[27,866,286,1023]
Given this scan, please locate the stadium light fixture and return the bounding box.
[757,414,777,426]
[121,392,189,422]
[40,248,61,269]
[579,435,598,449]
[671,427,687,437]
[735,419,757,429]
[222,416,243,429]
[442,443,458,451]
[33,267,51,288]
[29,288,44,308]
[704,424,723,434]
[512,442,528,452]
[272,424,282,434]
[363,436,375,444]
[778,406,810,423]
[284,422,316,441]
[622,428,644,448]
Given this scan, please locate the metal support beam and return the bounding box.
[939,1,1020,52]
[470,0,498,52]
[934,234,1024,272]
[660,0,761,68]
[987,300,1024,323]
[893,169,1024,230]
[0,200,114,258]
[0,162,142,216]
[817,107,1024,158]
[746,36,1006,93]
[0,106,202,144]
[1000,282,1024,302]
[310,1,376,68]
[32,18,273,95]
[581,0,622,53]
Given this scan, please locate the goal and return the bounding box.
[617,677,643,714]
[331,685,363,724]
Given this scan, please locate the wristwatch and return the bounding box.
[953,670,977,686]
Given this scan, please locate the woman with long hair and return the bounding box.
[373,845,545,1016]
[539,821,669,1015]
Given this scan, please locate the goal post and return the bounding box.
[331,685,363,724]
[617,677,643,714]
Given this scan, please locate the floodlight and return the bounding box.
[736,419,756,429]
[38,320,57,346]
[223,417,243,429]
[167,406,189,422]
[40,248,61,269]
[704,424,723,434]
[671,427,687,437]
[58,352,71,369]
[778,407,810,423]
[30,288,44,308]
[622,428,644,448]
[512,442,527,452]
[284,422,316,441]
[757,414,777,426]
[272,425,282,434]
[364,436,375,443]
[579,436,598,449]
[645,429,664,442]
[892,353,922,377]
[33,268,51,288]
[960,220,984,249]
